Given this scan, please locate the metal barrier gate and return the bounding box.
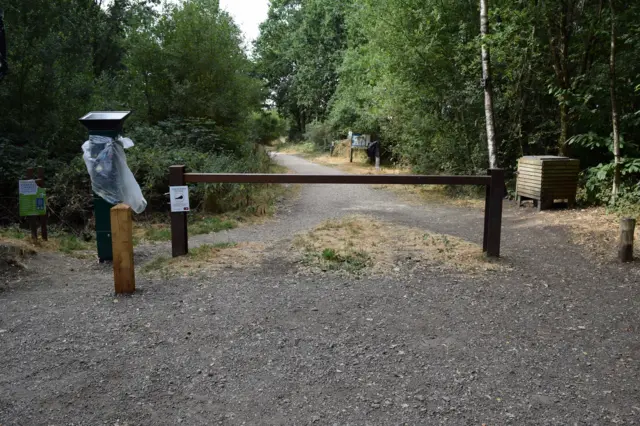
[169,165,505,258]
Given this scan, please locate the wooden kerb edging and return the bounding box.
[169,166,505,258]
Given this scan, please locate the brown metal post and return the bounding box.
[486,169,504,257]
[170,165,188,257]
[482,181,491,253]
[26,168,38,242]
[37,167,48,241]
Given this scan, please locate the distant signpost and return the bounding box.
[350,133,371,162]
[351,134,369,149]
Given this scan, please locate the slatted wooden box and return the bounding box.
[516,156,580,211]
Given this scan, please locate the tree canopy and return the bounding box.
[255,0,640,206]
[0,0,278,223]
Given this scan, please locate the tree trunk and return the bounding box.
[480,0,498,169]
[610,0,621,203]
[545,1,573,156]
[143,72,153,121]
[560,101,569,156]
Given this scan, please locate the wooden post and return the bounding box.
[375,142,381,171]
[485,169,504,258]
[111,204,135,294]
[350,146,354,163]
[170,165,189,257]
[619,218,636,263]
[26,168,38,242]
[37,167,48,241]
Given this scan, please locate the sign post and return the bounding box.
[20,169,47,242]
[169,166,189,257]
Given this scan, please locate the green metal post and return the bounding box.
[79,112,132,262]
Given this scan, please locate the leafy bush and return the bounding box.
[248,110,287,145]
[304,120,335,149]
[41,120,274,227]
[578,159,640,208]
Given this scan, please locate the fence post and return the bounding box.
[37,167,48,241]
[619,218,636,263]
[170,165,188,257]
[486,169,504,258]
[111,204,135,294]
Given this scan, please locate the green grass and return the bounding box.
[188,242,238,260]
[144,227,173,241]
[322,248,337,261]
[135,216,238,243]
[0,225,92,254]
[0,226,27,240]
[312,247,371,272]
[276,141,319,156]
[57,235,86,253]
[140,255,170,275]
[189,216,236,235]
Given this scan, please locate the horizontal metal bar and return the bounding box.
[184,173,492,186]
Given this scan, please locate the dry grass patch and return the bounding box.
[313,155,407,175]
[293,215,504,275]
[0,237,38,255]
[276,141,318,156]
[0,230,94,259]
[524,207,640,261]
[141,241,265,278]
[374,184,485,209]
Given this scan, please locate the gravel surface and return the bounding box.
[1,154,640,425]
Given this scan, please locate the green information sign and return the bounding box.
[19,180,47,217]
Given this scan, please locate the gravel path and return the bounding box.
[191,153,433,247]
[1,155,639,425]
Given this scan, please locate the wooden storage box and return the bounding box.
[516,156,580,211]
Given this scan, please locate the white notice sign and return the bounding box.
[170,186,190,212]
[19,180,38,195]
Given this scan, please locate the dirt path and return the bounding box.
[1,155,639,425]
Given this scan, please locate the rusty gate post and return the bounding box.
[486,169,504,257]
[170,165,188,257]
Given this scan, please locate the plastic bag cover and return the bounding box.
[82,135,147,213]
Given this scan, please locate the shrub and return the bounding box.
[248,110,287,145]
[30,119,275,227]
[304,120,335,149]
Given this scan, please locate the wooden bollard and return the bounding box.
[111,204,135,294]
[619,218,636,263]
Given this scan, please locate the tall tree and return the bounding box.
[480,0,498,169]
[255,0,349,137]
[0,8,7,80]
[609,0,621,202]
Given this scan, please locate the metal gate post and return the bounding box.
[170,165,189,257]
[485,169,504,257]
